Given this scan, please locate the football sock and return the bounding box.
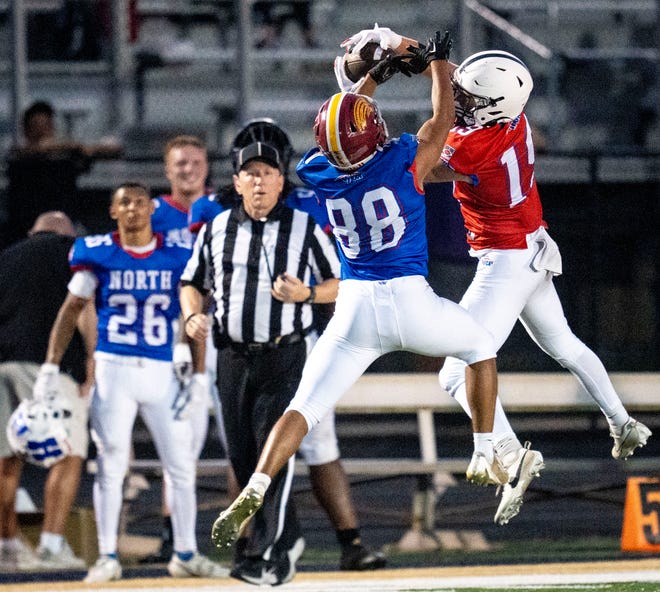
[337,528,361,549]
[39,532,64,554]
[247,472,271,495]
[473,432,495,461]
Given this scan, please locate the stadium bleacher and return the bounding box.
[0,0,657,157]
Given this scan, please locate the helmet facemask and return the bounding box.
[451,77,500,127]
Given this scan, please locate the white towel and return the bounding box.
[529,227,562,276]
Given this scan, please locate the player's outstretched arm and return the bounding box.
[413,31,455,183]
[340,23,427,59]
[353,72,377,97]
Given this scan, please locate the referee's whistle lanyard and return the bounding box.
[252,219,277,286]
[252,216,315,288]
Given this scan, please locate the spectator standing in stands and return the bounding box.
[179,140,342,585]
[0,211,95,571]
[36,183,229,583]
[2,101,120,249]
[190,118,387,571]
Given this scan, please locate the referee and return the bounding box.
[180,141,340,586]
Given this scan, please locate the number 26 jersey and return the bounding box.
[69,232,190,361]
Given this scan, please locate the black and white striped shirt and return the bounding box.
[181,201,340,344]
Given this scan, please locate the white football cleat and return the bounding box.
[494,442,545,525]
[167,552,230,578]
[281,537,306,584]
[83,556,122,582]
[466,451,509,486]
[611,418,652,460]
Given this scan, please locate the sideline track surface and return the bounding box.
[3,559,660,591]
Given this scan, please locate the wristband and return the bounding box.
[304,285,316,304]
[184,313,198,327]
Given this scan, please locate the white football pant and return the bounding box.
[439,227,628,435]
[287,275,496,430]
[91,353,197,556]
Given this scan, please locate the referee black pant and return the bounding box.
[216,341,306,562]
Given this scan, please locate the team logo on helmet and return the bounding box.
[353,97,373,131]
[314,92,388,171]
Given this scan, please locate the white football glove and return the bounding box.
[172,372,208,421]
[340,23,403,54]
[334,55,356,92]
[189,372,208,411]
[33,363,60,402]
[172,342,193,383]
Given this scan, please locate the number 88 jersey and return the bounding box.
[441,113,546,251]
[69,232,190,361]
[297,133,428,281]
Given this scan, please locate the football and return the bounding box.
[343,41,396,83]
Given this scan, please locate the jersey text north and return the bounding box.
[108,269,173,291]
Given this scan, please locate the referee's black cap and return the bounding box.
[234,142,282,173]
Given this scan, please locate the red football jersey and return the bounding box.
[441,114,546,250]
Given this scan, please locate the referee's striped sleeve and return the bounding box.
[180,220,211,293]
[310,221,340,281]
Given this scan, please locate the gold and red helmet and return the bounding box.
[314,92,388,171]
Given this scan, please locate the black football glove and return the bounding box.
[427,30,453,61]
[407,30,453,66]
[368,54,415,84]
[402,43,429,75]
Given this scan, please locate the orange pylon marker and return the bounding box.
[621,477,660,552]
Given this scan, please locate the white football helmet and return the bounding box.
[6,399,73,468]
[452,50,533,126]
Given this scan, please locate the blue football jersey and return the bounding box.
[285,186,330,233]
[151,195,197,249]
[189,194,224,234]
[69,232,190,361]
[296,133,428,280]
